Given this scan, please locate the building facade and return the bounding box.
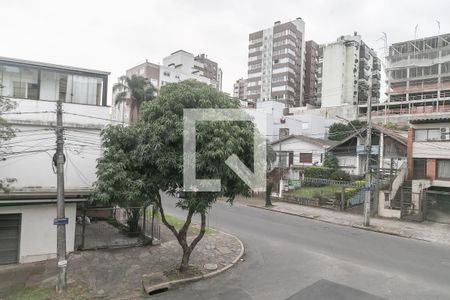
[114,50,222,123]
[407,117,450,224]
[303,40,320,106]
[233,78,247,100]
[246,18,305,107]
[0,57,111,264]
[159,50,221,89]
[317,33,381,108]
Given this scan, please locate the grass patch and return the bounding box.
[149,211,216,235]
[4,283,91,300]
[290,185,343,198]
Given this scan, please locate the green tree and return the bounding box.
[113,75,157,125]
[138,80,255,271]
[328,120,366,141]
[0,85,17,192]
[93,125,156,233]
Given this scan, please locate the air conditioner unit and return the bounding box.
[440,128,450,140]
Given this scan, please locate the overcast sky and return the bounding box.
[1,0,449,101]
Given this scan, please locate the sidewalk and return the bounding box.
[0,231,243,299]
[239,197,450,246]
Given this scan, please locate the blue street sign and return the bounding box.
[53,218,69,225]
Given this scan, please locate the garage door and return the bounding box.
[0,214,21,265]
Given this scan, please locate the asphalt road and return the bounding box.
[151,194,450,300]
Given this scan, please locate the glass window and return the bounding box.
[437,160,450,179]
[427,129,441,141]
[414,129,427,141]
[299,153,313,163]
[413,158,427,179]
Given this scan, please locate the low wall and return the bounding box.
[277,195,320,207]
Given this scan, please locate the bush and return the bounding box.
[330,170,351,181]
[304,166,334,179]
[323,154,339,171]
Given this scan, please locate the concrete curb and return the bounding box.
[247,204,431,244]
[143,231,245,294]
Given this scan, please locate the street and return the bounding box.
[152,194,450,300]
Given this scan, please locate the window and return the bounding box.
[437,160,450,179]
[299,153,313,164]
[1,65,38,99]
[0,63,105,105]
[413,158,427,179]
[415,128,450,141]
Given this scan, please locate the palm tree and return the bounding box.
[113,75,157,124]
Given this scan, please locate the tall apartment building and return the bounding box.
[246,18,305,107]
[233,78,247,100]
[384,34,450,110]
[360,33,450,119]
[317,33,381,108]
[303,40,320,106]
[193,53,223,91]
[159,50,222,90]
[114,50,222,123]
[126,60,160,88]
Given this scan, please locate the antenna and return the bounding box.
[414,24,419,40]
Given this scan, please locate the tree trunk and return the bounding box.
[155,194,207,273]
[265,182,273,207]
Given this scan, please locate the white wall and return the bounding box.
[0,203,77,263]
[336,155,359,175]
[1,98,108,190]
[273,137,326,168]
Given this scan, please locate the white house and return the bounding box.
[0,56,112,264]
[270,135,336,194]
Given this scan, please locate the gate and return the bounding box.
[424,190,450,224]
[76,205,160,250]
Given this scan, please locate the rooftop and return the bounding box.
[0,56,110,76]
[272,134,338,148]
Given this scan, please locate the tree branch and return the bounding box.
[188,211,206,252]
[156,193,178,237]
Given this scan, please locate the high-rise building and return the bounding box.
[116,50,222,123]
[317,33,381,108]
[360,33,450,118]
[194,53,223,91]
[126,60,160,88]
[386,33,450,105]
[303,40,320,106]
[233,78,247,100]
[246,18,305,107]
[159,50,222,90]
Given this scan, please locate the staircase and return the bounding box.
[390,180,412,210]
[390,180,423,221]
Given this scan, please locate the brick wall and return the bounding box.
[426,159,437,180]
[407,128,414,179]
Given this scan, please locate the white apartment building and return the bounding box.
[317,33,381,108]
[247,19,306,107]
[0,57,112,264]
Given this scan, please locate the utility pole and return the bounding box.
[56,99,67,293]
[363,91,373,226]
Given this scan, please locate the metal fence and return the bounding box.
[75,205,161,250]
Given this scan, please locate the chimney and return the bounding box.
[354,31,358,36]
